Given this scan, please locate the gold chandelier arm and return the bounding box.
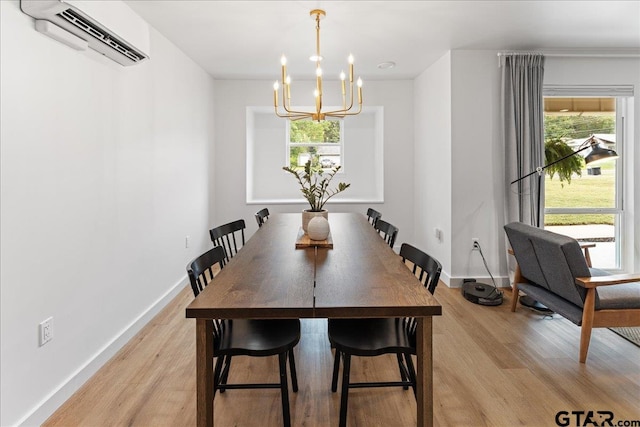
[324,102,363,118]
[281,83,315,117]
[275,108,313,120]
[282,102,315,117]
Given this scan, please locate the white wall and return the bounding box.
[413,50,505,287]
[213,79,414,243]
[450,51,505,285]
[413,52,452,283]
[0,2,215,425]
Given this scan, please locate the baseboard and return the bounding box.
[18,276,188,427]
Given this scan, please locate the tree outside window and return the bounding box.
[288,120,342,171]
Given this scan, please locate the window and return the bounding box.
[543,95,626,269]
[287,120,343,170]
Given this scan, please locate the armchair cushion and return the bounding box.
[597,283,640,310]
[529,234,589,307]
[518,282,584,324]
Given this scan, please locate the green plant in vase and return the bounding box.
[283,159,350,231]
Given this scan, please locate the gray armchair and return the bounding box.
[504,222,640,363]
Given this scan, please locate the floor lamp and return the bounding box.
[511,135,619,227]
[510,135,619,310]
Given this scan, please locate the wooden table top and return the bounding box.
[186,214,315,319]
[186,213,442,320]
[314,214,442,318]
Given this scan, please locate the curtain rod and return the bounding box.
[497,51,640,67]
[497,51,640,57]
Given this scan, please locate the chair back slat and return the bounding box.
[374,219,399,248]
[255,208,270,227]
[186,246,227,344]
[187,246,226,298]
[209,219,246,261]
[400,243,442,294]
[366,208,382,226]
[399,243,442,342]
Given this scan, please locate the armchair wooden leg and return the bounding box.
[508,251,523,312]
[510,282,520,312]
[510,263,524,312]
[580,288,596,363]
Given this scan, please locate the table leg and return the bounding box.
[416,317,434,427]
[196,318,214,427]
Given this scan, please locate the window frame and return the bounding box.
[542,89,631,271]
[245,106,385,205]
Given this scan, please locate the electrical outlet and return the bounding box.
[472,238,480,250]
[39,317,53,346]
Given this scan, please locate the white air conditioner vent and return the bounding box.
[21,0,150,66]
[57,8,146,63]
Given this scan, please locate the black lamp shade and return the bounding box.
[584,143,619,165]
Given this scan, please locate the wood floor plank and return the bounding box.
[44,285,640,426]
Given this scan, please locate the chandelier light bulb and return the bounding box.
[314,89,320,97]
[281,55,287,66]
[357,78,363,87]
[273,81,279,90]
[316,67,323,77]
[348,54,354,64]
[340,71,346,80]
[285,75,291,85]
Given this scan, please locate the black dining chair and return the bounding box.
[187,246,300,427]
[366,208,382,227]
[209,219,246,262]
[374,219,399,248]
[255,208,270,228]
[328,243,442,427]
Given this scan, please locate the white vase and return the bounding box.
[307,216,330,241]
[302,209,328,233]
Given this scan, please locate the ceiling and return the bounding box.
[125,1,640,80]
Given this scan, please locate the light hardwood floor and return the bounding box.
[44,285,640,426]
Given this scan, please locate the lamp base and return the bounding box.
[519,296,554,314]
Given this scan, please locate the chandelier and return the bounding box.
[273,9,362,121]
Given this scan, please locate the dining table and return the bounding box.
[186,212,442,426]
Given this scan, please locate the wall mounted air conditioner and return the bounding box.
[21,0,150,66]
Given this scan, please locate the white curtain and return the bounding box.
[502,53,545,226]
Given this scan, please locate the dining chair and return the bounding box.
[366,208,382,226]
[328,243,442,427]
[255,208,270,228]
[374,219,399,248]
[209,219,246,262]
[187,246,300,427]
